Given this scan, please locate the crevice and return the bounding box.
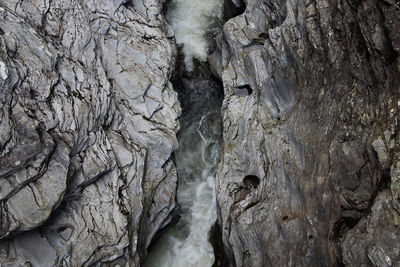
[145,59,227,264]
[143,0,231,264]
[144,29,228,267]
[332,147,392,241]
[223,0,246,21]
[210,221,231,267]
[145,205,181,251]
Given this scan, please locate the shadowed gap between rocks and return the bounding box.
[143,0,243,264]
[144,56,230,266]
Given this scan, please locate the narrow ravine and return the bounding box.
[144,0,224,265]
[144,76,223,267]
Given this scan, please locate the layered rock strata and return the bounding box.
[0,0,180,265]
[1,0,399,266]
[211,0,400,265]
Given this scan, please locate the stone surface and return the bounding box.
[0,0,180,265]
[1,0,399,265]
[212,0,400,266]
[341,190,400,267]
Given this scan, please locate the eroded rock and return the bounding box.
[213,0,400,265]
[0,0,180,265]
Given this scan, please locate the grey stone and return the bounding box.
[341,190,400,267]
[0,0,180,265]
[0,0,399,265]
[212,0,400,266]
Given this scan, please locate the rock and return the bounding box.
[0,0,399,265]
[0,0,180,265]
[391,152,400,216]
[213,0,400,265]
[341,190,400,266]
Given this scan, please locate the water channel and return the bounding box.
[144,0,224,265]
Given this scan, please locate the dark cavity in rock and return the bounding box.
[243,175,260,189]
[223,0,246,20]
[235,84,253,96]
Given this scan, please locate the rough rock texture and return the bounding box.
[212,0,400,266]
[0,0,180,265]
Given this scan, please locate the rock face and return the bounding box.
[0,0,180,265]
[212,0,399,266]
[1,0,399,265]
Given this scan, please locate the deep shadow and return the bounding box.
[223,0,246,21]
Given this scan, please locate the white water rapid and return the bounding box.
[144,0,224,265]
[165,0,223,71]
[144,77,223,267]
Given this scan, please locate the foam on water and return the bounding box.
[166,0,223,71]
[144,109,221,267]
[144,0,223,264]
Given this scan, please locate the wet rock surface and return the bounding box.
[212,0,400,266]
[0,0,180,265]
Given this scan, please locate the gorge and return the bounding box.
[144,0,224,265]
[144,72,223,267]
[0,0,399,266]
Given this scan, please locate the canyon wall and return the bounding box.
[0,0,180,265]
[211,0,400,266]
[0,0,399,266]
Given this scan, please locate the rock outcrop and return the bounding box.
[212,0,399,265]
[0,0,180,265]
[1,0,400,265]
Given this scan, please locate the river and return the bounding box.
[143,0,223,265]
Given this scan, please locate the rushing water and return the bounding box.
[144,77,223,267]
[165,0,223,71]
[144,0,224,265]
